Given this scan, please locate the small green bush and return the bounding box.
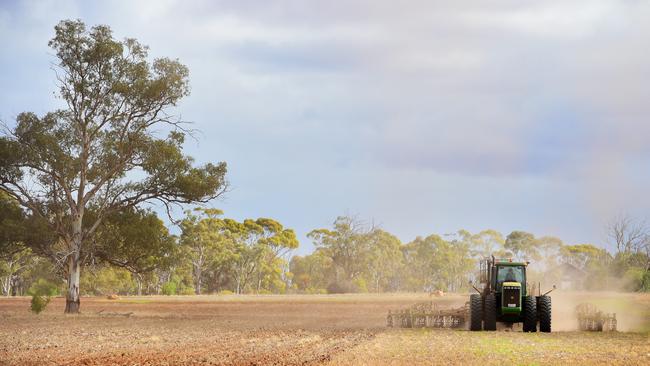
[30,295,51,314]
[639,270,650,292]
[305,287,327,295]
[178,285,195,296]
[161,281,177,295]
[217,289,234,295]
[28,279,59,314]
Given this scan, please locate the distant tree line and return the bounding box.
[2,192,649,297]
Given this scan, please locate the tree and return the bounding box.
[366,230,403,292]
[94,208,177,295]
[180,208,235,295]
[462,229,505,259]
[308,216,372,285]
[401,233,481,292]
[0,20,227,312]
[0,247,33,296]
[505,231,539,261]
[0,191,26,257]
[289,250,333,292]
[179,211,298,294]
[608,215,649,254]
[0,192,33,296]
[535,236,563,270]
[229,218,298,294]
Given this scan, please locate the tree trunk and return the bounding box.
[194,266,202,295]
[65,254,81,313]
[65,214,83,314]
[136,274,143,296]
[2,276,11,297]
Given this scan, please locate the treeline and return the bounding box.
[2,192,649,296]
[292,217,650,293]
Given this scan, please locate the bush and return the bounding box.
[161,281,177,295]
[353,278,368,293]
[28,279,58,314]
[623,268,646,291]
[305,287,327,294]
[30,295,51,314]
[327,280,356,294]
[640,270,650,292]
[217,289,234,295]
[178,284,195,295]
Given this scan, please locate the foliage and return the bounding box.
[30,295,51,314]
[28,279,59,314]
[180,209,298,294]
[162,281,177,295]
[0,19,227,312]
[28,278,60,297]
[81,266,135,295]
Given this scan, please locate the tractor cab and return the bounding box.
[492,262,527,316]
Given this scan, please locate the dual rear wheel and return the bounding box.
[469,293,496,331]
[470,294,551,332]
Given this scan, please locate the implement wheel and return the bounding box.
[483,294,497,331]
[470,294,483,331]
[523,296,537,332]
[538,295,552,333]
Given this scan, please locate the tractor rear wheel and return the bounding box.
[483,294,497,331]
[523,296,537,332]
[538,295,552,333]
[470,294,483,331]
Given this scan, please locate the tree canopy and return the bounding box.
[0,19,227,312]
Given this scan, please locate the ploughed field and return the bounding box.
[0,292,648,365]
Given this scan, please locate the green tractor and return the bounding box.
[469,256,553,332]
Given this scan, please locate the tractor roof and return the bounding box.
[494,258,528,266]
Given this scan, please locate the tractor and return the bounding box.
[469,256,553,332]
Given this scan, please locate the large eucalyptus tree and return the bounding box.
[0,20,227,313]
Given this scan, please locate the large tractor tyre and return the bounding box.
[470,294,483,331]
[522,296,537,332]
[538,295,552,333]
[483,294,497,331]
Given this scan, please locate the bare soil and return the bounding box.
[0,293,648,365]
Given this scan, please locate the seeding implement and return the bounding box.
[387,301,468,329]
[575,303,617,331]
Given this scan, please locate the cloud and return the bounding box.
[1,0,649,251]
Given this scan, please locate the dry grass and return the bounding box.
[0,292,648,365]
[329,330,650,365]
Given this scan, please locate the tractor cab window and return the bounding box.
[496,266,524,291]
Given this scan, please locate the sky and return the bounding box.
[1,0,649,254]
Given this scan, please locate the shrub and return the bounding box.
[178,284,195,295]
[353,278,368,293]
[640,270,650,292]
[327,280,356,294]
[217,290,234,295]
[623,268,646,291]
[306,287,327,294]
[30,295,51,314]
[28,279,59,314]
[161,281,177,295]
